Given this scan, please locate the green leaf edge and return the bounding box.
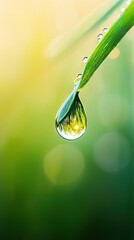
[56,1,134,124]
[79,0,134,89]
[48,0,124,58]
[56,81,80,123]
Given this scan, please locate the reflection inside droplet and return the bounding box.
[55,93,87,140]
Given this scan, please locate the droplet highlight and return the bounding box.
[82,56,88,63]
[55,93,87,140]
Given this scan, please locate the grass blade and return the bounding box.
[56,1,134,124]
[47,0,124,58]
[79,0,134,89]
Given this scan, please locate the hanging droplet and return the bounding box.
[77,73,82,78]
[97,33,103,42]
[103,27,107,33]
[55,93,87,140]
[82,56,88,63]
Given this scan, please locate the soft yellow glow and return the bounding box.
[74,125,79,130]
[109,47,120,59]
[44,144,85,185]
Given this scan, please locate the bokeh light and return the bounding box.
[109,47,120,59]
[94,132,131,172]
[44,144,85,185]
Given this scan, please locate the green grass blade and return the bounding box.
[79,0,134,89]
[47,0,124,58]
[56,1,134,124]
[66,0,124,52]
[56,81,80,123]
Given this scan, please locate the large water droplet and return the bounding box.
[55,93,87,140]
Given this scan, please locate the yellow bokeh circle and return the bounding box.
[44,144,85,185]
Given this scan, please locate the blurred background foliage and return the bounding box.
[0,0,134,239]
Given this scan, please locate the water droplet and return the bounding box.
[97,33,103,42]
[121,7,125,12]
[126,0,131,5]
[103,27,107,33]
[55,93,87,140]
[82,56,88,63]
[74,78,80,88]
[77,73,82,78]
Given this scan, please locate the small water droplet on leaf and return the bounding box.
[97,33,103,42]
[126,0,131,5]
[74,78,80,87]
[55,93,87,140]
[103,27,107,33]
[82,56,88,63]
[77,73,82,78]
[121,7,125,12]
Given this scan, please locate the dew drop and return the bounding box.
[126,0,131,5]
[74,78,80,83]
[97,33,103,42]
[55,93,87,140]
[77,73,82,78]
[121,7,125,12]
[82,56,88,63]
[74,78,80,88]
[103,27,107,33]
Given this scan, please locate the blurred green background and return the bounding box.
[0,0,134,239]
